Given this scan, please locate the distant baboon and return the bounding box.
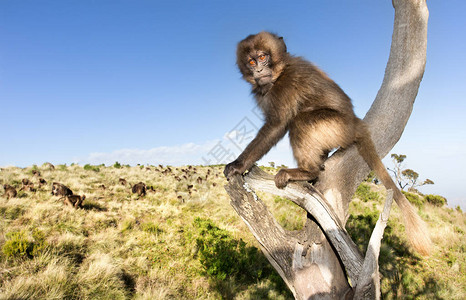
[51,182,73,197]
[21,184,36,192]
[44,162,55,170]
[212,183,217,187]
[132,182,146,197]
[22,178,32,186]
[146,167,151,171]
[196,177,203,184]
[32,170,41,177]
[99,184,106,190]
[64,194,85,209]
[119,178,127,186]
[39,178,47,187]
[3,184,17,199]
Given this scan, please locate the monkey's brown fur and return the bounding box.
[3,184,17,199]
[51,182,73,197]
[224,32,431,255]
[64,194,85,209]
[132,182,146,197]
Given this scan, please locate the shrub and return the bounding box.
[425,194,446,207]
[1,229,46,259]
[190,218,275,283]
[83,164,100,172]
[402,191,424,207]
[113,161,122,169]
[2,231,34,258]
[354,183,380,203]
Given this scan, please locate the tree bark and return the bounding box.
[225,0,428,298]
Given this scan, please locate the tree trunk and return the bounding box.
[225,0,428,298]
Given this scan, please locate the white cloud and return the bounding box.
[73,140,220,166]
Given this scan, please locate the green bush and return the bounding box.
[190,218,275,283]
[425,194,446,207]
[113,161,122,169]
[2,231,34,258]
[354,183,380,203]
[2,229,47,259]
[402,191,425,207]
[83,164,100,172]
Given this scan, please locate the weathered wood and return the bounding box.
[354,189,394,300]
[244,166,363,285]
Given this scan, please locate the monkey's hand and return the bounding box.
[274,169,290,189]
[224,160,246,179]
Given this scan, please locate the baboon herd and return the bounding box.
[2,163,222,210]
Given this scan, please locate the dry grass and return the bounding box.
[0,164,464,299]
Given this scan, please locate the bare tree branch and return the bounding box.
[354,189,394,300]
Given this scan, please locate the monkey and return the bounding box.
[119,178,127,186]
[224,32,431,255]
[22,178,32,186]
[32,170,41,177]
[196,177,203,184]
[63,194,85,208]
[3,184,17,199]
[51,182,73,197]
[39,178,47,187]
[44,162,55,170]
[131,182,146,197]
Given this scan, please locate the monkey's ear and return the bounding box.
[278,36,287,52]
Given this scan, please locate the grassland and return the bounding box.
[0,164,464,299]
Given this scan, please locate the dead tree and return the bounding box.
[225,0,429,298]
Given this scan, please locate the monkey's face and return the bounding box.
[236,31,288,87]
[246,51,273,86]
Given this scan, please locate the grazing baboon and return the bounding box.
[64,194,85,209]
[3,184,17,199]
[212,183,217,187]
[99,184,106,190]
[22,178,32,186]
[132,182,146,197]
[21,184,36,192]
[39,178,47,187]
[44,162,55,170]
[119,178,127,186]
[224,31,431,255]
[51,182,73,197]
[196,177,203,184]
[32,170,41,177]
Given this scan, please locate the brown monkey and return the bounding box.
[3,184,17,199]
[22,178,32,186]
[51,182,73,197]
[44,162,55,170]
[132,182,146,197]
[64,194,85,208]
[39,178,47,187]
[224,32,431,255]
[119,178,127,186]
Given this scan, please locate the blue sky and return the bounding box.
[1,1,465,208]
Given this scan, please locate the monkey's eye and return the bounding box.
[248,59,256,66]
[258,54,266,61]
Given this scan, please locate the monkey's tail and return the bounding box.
[355,120,431,256]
